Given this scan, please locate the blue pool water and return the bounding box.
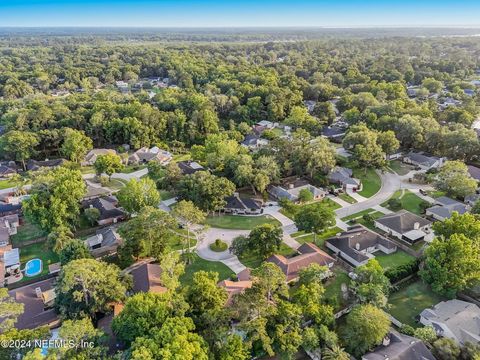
[25,259,42,277]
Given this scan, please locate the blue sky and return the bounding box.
[1,0,480,27]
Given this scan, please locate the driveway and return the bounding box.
[111,168,148,181]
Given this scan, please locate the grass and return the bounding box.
[0,179,21,190]
[337,193,357,204]
[173,153,192,162]
[105,179,127,190]
[167,234,197,251]
[388,280,445,327]
[324,268,351,311]
[341,208,376,222]
[427,190,446,198]
[121,164,147,174]
[205,215,281,230]
[349,211,385,230]
[180,253,234,286]
[388,160,415,176]
[353,167,381,198]
[280,198,341,220]
[159,189,175,200]
[238,243,296,269]
[381,190,430,215]
[210,239,228,252]
[18,241,60,280]
[11,220,47,247]
[80,166,95,174]
[294,226,343,247]
[375,250,415,271]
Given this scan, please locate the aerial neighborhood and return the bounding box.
[1,27,480,360]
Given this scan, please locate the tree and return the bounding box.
[130,317,209,360]
[0,327,50,360]
[285,106,322,134]
[55,258,127,320]
[322,345,350,360]
[432,338,461,360]
[218,334,250,360]
[60,128,93,163]
[377,130,400,156]
[342,304,391,357]
[177,171,235,214]
[158,251,185,292]
[422,77,443,93]
[343,123,386,168]
[23,167,86,232]
[0,130,39,170]
[118,206,177,263]
[434,161,478,199]
[352,259,390,308]
[294,203,335,242]
[84,207,100,226]
[304,137,337,178]
[117,177,161,214]
[432,212,480,241]
[171,200,205,255]
[93,153,124,178]
[420,233,480,297]
[312,101,337,125]
[48,318,106,359]
[59,239,92,265]
[413,326,437,344]
[112,291,186,345]
[0,288,24,332]
[298,188,314,203]
[247,224,283,259]
[472,200,480,215]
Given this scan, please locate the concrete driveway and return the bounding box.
[111,168,148,181]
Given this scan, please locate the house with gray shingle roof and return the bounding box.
[362,330,435,360]
[403,152,444,170]
[268,179,326,203]
[328,166,361,192]
[420,300,480,345]
[325,225,397,267]
[426,196,468,221]
[223,193,263,215]
[468,165,480,182]
[374,210,433,243]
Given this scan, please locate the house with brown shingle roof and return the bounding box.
[267,243,335,282]
[130,263,167,294]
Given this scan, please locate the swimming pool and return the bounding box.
[25,259,43,277]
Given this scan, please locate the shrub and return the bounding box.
[387,198,402,210]
[210,239,228,252]
[384,259,420,283]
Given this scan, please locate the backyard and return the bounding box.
[324,267,351,311]
[180,253,234,286]
[238,243,296,269]
[375,250,415,270]
[205,214,281,230]
[388,280,445,327]
[18,241,59,280]
[382,189,430,215]
[11,220,47,247]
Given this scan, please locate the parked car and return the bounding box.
[419,189,428,196]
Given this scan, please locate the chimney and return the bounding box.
[414,222,420,230]
[355,243,360,250]
[35,287,43,299]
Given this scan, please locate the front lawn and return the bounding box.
[337,193,357,204]
[180,253,234,286]
[388,160,415,176]
[0,179,21,190]
[388,280,445,327]
[18,242,59,279]
[280,198,341,220]
[353,167,381,198]
[167,234,197,251]
[238,243,296,269]
[381,190,430,215]
[348,211,384,230]
[341,208,376,222]
[375,250,415,270]
[324,268,351,311]
[11,220,47,247]
[105,179,127,190]
[294,226,343,248]
[205,215,281,230]
[121,164,147,174]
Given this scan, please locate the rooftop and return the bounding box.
[375,210,431,234]
[130,263,167,294]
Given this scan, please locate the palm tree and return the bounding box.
[322,345,350,360]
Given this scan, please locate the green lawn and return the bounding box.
[205,215,281,230]
[337,193,357,204]
[341,208,376,222]
[0,179,21,190]
[294,226,343,248]
[105,179,127,190]
[18,242,59,279]
[280,198,341,220]
[173,153,192,162]
[349,211,384,230]
[80,166,95,174]
[427,190,446,198]
[121,164,147,174]
[388,160,415,176]
[238,243,296,269]
[353,167,381,198]
[375,250,415,270]
[159,189,175,200]
[11,220,47,247]
[180,253,234,286]
[388,280,445,327]
[167,234,197,251]
[382,190,430,215]
[324,268,351,311]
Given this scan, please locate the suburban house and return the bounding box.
[130,263,167,294]
[218,269,252,305]
[177,160,204,175]
[1,247,20,285]
[8,278,59,330]
[468,165,480,182]
[268,179,326,203]
[420,300,480,345]
[241,134,269,150]
[256,120,276,129]
[83,149,117,166]
[328,167,361,192]
[81,196,125,225]
[0,202,21,217]
[0,164,17,178]
[426,196,468,221]
[26,158,67,172]
[321,126,346,143]
[223,193,263,215]
[402,152,444,170]
[465,193,480,206]
[326,225,397,267]
[0,214,20,247]
[374,210,433,243]
[85,227,123,258]
[127,147,172,165]
[362,331,435,360]
[82,185,112,202]
[267,243,335,282]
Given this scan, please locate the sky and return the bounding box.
[1,0,480,28]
